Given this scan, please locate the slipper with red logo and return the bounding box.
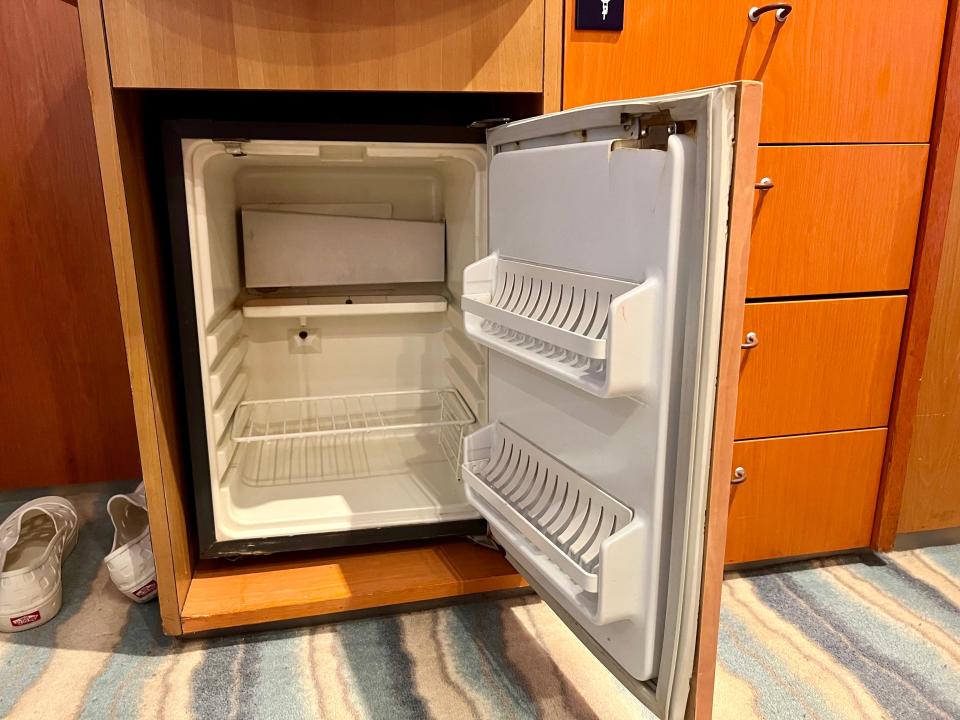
[104,482,157,603]
[0,496,79,632]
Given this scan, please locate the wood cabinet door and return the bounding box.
[563,1,948,143]
[726,429,887,563]
[101,0,544,92]
[0,0,139,489]
[735,297,906,438]
[748,145,928,297]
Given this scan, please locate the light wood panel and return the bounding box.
[899,148,960,533]
[692,82,762,720]
[748,145,928,298]
[101,0,544,92]
[874,0,960,548]
[180,540,526,633]
[542,0,563,113]
[726,429,887,563]
[736,297,907,439]
[563,1,948,143]
[0,0,139,489]
[77,0,196,635]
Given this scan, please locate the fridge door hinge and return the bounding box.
[214,138,250,157]
[468,118,511,130]
[614,113,694,151]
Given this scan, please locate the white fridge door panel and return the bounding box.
[463,85,741,717]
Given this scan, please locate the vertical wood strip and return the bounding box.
[873,0,960,549]
[75,0,194,634]
[691,82,763,719]
[542,0,564,113]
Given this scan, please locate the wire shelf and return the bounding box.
[231,389,475,444]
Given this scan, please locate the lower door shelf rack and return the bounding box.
[462,422,646,625]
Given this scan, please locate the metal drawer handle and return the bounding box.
[741,331,759,349]
[755,177,775,190]
[732,467,747,484]
[748,3,793,22]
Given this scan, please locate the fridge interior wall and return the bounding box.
[182,140,488,541]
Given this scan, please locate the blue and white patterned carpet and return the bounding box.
[0,481,958,719]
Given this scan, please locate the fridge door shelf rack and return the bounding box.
[460,254,659,398]
[462,422,646,625]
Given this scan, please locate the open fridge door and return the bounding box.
[460,84,760,717]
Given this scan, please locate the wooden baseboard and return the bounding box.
[179,539,527,634]
[893,527,960,551]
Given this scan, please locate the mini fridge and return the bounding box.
[163,85,746,697]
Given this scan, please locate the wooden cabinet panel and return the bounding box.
[736,297,906,438]
[726,429,887,563]
[563,1,947,143]
[0,0,139,489]
[181,540,526,633]
[102,0,544,92]
[748,145,928,297]
[900,149,960,533]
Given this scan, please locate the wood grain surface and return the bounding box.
[78,0,197,635]
[181,540,527,633]
[748,145,927,298]
[726,429,887,563]
[736,297,907,439]
[874,0,960,545]
[102,0,545,92]
[563,0,948,143]
[0,0,139,490]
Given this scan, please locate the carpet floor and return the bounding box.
[0,481,958,719]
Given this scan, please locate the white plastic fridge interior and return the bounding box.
[181,140,490,542]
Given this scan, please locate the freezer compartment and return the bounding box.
[241,210,446,288]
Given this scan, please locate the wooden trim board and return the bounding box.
[873,0,960,549]
[542,0,564,113]
[180,540,527,634]
[690,82,763,719]
[76,0,195,634]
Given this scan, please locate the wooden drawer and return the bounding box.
[735,297,906,439]
[563,1,947,142]
[101,0,544,91]
[725,429,887,564]
[748,145,928,297]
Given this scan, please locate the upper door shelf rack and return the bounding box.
[460,254,659,398]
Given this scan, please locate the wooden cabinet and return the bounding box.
[101,0,545,92]
[563,0,948,142]
[726,429,887,563]
[559,1,948,562]
[748,145,928,298]
[735,297,906,439]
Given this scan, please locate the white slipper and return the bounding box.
[104,482,157,603]
[0,496,79,632]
